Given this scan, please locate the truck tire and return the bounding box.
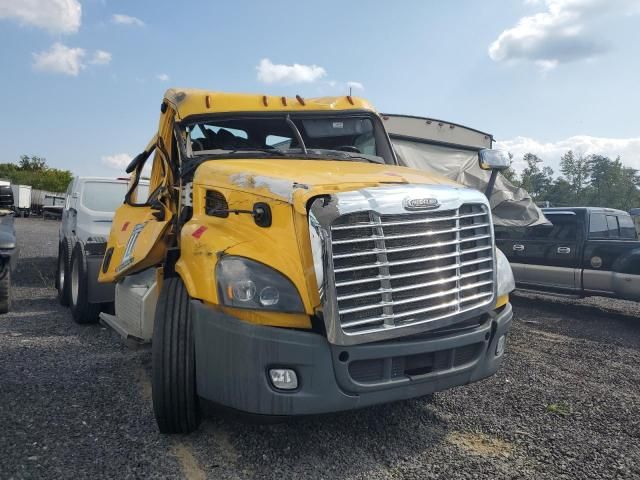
[69,243,101,324]
[152,277,200,434]
[0,266,11,314]
[56,240,72,306]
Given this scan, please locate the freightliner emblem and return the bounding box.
[403,197,439,211]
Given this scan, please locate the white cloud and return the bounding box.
[32,42,85,76]
[256,58,326,84]
[90,50,112,65]
[496,135,640,173]
[112,13,144,27]
[489,0,640,68]
[101,153,132,170]
[347,81,364,90]
[156,73,169,81]
[0,0,81,34]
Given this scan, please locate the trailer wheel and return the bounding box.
[152,277,200,434]
[69,243,101,324]
[0,266,11,314]
[56,240,72,306]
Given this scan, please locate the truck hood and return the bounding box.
[194,159,466,212]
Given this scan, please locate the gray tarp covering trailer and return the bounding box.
[382,114,547,228]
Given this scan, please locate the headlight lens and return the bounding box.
[216,257,304,312]
[496,248,515,297]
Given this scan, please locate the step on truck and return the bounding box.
[98,89,515,433]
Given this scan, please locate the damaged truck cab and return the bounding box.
[99,89,514,433]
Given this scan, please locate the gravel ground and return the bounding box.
[1,217,639,479]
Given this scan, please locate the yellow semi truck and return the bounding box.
[98,89,514,433]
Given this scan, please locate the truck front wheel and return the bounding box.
[69,243,101,324]
[152,277,200,434]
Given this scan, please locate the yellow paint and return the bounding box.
[163,88,375,120]
[220,306,311,329]
[495,294,509,309]
[101,87,500,330]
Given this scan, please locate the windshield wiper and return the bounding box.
[285,114,308,154]
[305,149,384,164]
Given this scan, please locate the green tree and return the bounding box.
[559,150,589,204]
[584,155,640,209]
[0,156,72,192]
[18,155,47,171]
[520,153,553,200]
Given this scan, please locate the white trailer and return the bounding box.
[11,184,32,217]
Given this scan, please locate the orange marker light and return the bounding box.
[296,95,305,106]
[281,96,287,106]
[262,95,268,107]
[205,95,211,108]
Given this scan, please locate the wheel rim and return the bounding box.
[58,253,65,292]
[71,256,79,306]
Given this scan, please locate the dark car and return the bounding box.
[495,207,640,300]
[0,181,18,313]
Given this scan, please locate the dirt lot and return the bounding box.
[2,217,639,479]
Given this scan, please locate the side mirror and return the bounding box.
[479,149,510,171]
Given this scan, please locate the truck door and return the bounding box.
[519,212,581,293]
[98,106,178,283]
[583,213,640,299]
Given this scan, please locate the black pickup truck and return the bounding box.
[0,181,18,313]
[495,207,640,300]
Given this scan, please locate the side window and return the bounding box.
[606,215,619,239]
[529,215,577,241]
[266,135,292,149]
[64,181,73,209]
[618,215,637,240]
[494,226,527,240]
[589,213,608,239]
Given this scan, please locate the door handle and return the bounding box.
[513,244,525,251]
[557,247,571,254]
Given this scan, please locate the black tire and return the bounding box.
[152,277,200,434]
[0,266,11,314]
[56,240,73,306]
[69,243,101,324]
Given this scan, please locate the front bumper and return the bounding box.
[192,301,513,416]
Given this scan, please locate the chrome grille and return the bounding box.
[329,204,494,335]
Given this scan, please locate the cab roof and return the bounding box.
[163,88,376,121]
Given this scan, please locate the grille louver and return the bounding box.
[329,204,494,335]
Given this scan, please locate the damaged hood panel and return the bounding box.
[194,159,466,211]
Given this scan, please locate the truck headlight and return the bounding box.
[496,248,515,298]
[216,257,304,312]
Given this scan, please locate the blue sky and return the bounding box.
[0,0,639,177]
